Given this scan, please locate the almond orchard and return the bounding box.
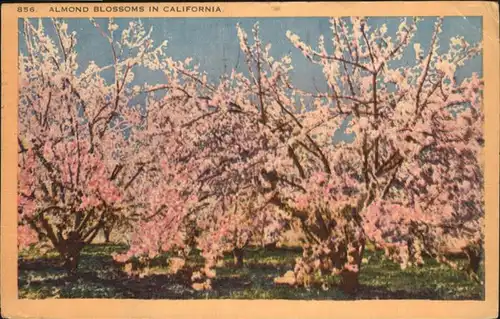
[18,17,484,298]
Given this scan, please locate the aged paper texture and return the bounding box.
[1,2,499,318]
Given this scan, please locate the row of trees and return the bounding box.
[18,17,484,293]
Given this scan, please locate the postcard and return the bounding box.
[1,2,499,318]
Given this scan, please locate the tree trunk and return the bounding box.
[63,249,81,275]
[103,227,111,243]
[102,217,116,243]
[339,239,365,295]
[59,231,85,275]
[340,269,360,294]
[233,248,244,268]
[464,245,482,282]
[264,242,277,251]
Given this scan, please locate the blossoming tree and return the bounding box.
[112,39,293,275]
[18,18,168,272]
[280,17,483,292]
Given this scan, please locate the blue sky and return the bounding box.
[19,17,482,92]
[19,17,482,143]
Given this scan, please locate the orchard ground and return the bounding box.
[19,239,483,300]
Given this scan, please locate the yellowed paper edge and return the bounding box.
[1,2,498,318]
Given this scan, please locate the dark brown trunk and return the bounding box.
[339,239,365,295]
[233,248,244,268]
[102,217,116,243]
[59,231,85,275]
[340,269,360,295]
[264,242,277,251]
[63,250,81,275]
[103,227,111,243]
[464,246,482,282]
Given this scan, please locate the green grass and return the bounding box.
[18,243,483,300]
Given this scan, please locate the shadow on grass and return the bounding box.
[18,244,484,300]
